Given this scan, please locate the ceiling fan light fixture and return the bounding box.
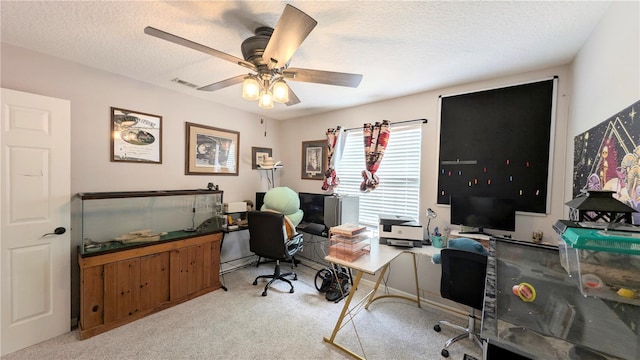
[258,90,274,109]
[272,80,289,103]
[146,5,362,110]
[242,77,260,101]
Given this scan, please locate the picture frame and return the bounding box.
[111,107,162,163]
[185,122,239,175]
[252,147,272,169]
[301,140,326,180]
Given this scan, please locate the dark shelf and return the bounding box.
[78,189,223,200]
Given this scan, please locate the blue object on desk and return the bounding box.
[432,238,488,264]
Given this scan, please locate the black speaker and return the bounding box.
[256,192,266,211]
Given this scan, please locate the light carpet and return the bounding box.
[1,262,482,360]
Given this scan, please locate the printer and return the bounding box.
[378,214,424,248]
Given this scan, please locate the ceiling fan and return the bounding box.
[144,4,363,109]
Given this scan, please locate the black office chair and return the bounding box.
[433,248,488,358]
[248,211,303,296]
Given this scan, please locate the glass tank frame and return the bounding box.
[78,189,224,256]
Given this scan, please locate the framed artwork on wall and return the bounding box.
[252,147,272,169]
[185,122,239,175]
[111,107,162,164]
[301,140,326,180]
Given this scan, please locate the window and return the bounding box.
[335,124,422,226]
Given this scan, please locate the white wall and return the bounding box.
[566,1,640,205]
[281,66,572,245]
[0,44,282,199]
[280,1,639,297]
[1,43,282,323]
[279,66,573,298]
[1,0,637,323]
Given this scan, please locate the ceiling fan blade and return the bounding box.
[285,87,301,106]
[283,68,363,88]
[262,5,317,69]
[144,26,256,71]
[197,74,246,92]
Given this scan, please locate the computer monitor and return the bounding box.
[450,195,516,235]
[298,192,328,225]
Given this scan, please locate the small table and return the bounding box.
[323,240,439,359]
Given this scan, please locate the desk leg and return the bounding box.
[323,253,422,359]
[364,253,421,309]
[323,270,366,360]
[411,253,420,307]
[364,264,389,310]
[220,235,228,291]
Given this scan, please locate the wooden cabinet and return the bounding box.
[79,233,222,339]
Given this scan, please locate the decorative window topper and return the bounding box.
[361,120,391,192]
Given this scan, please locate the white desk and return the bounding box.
[323,241,440,359]
[448,229,492,248]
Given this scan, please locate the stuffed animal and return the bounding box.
[260,186,303,238]
[431,237,488,264]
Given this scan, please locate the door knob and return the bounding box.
[42,227,66,237]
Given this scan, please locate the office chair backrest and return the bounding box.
[440,248,488,310]
[247,211,288,260]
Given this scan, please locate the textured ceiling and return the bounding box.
[0,1,610,120]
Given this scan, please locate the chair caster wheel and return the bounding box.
[261,291,267,296]
[434,324,441,332]
[253,280,258,285]
[441,349,449,357]
[289,288,295,293]
[293,275,298,280]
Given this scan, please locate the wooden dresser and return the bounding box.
[78,233,222,339]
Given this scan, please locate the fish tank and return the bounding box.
[78,189,224,257]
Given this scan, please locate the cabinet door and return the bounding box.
[139,252,170,312]
[188,243,206,295]
[80,265,104,330]
[170,243,209,300]
[104,258,141,323]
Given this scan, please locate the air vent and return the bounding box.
[171,78,198,89]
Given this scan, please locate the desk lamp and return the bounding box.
[425,208,437,245]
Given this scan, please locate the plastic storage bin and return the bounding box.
[328,231,371,262]
[559,227,640,305]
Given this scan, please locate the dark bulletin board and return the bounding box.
[437,78,556,213]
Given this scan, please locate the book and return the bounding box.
[330,223,367,236]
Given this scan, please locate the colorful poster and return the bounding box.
[573,100,640,222]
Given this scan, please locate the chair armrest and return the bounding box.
[286,233,304,256]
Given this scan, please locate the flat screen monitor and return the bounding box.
[450,195,516,234]
[298,192,327,225]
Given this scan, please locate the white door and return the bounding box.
[1,88,71,356]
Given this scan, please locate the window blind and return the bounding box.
[335,124,422,226]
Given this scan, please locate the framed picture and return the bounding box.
[301,140,326,180]
[252,147,272,169]
[111,107,162,163]
[185,122,239,175]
